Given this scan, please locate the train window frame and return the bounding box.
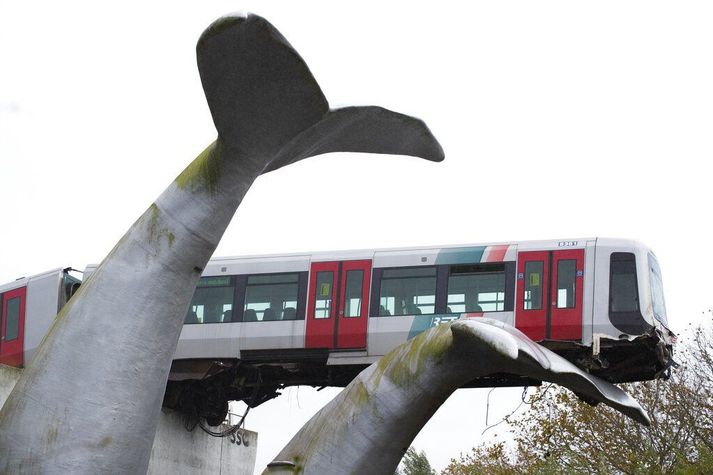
[609,252,650,335]
[523,261,544,310]
[5,296,20,341]
[61,272,82,309]
[313,271,334,319]
[371,266,438,317]
[609,253,640,314]
[555,259,577,309]
[243,272,305,322]
[343,269,364,318]
[184,272,308,324]
[371,262,515,317]
[446,263,507,313]
[184,276,236,325]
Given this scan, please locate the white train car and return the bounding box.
[110,237,677,419]
[1,238,674,422]
[0,268,79,367]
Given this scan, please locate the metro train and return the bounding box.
[0,238,675,424]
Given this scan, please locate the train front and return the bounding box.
[589,238,676,382]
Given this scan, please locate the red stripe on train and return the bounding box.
[463,312,484,318]
[483,245,509,262]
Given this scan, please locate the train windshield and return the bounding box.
[648,253,668,326]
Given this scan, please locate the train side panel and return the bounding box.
[0,268,66,367]
[173,255,311,361]
[176,322,241,359]
[592,238,658,341]
[239,320,306,352]
[581,240,597,346]
[24,270,65,364]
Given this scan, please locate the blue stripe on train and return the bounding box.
[434,246,486,265]
[408,314,462,339]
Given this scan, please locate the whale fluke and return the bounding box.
[266,106,444,173]
[0,14,443,473]
[268,319,648,474]
[197,14,444,172]
[452,319,650,425]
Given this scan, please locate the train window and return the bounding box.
[447,264,505,313]
[523,261,544,310]
[379,267,436,316]
[556,259,577,308]
[314,272,334,319]
[185,276,235,324]
[648,254,668,325]
[609,253,640,313]
[344,270,364,317]
[245,273,300,321]
[62,272,82,307]
[5,297,20,341]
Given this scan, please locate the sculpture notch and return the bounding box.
[0,14,443,473]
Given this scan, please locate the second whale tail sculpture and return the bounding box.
[0,14,443,473]
[268,319,650,474]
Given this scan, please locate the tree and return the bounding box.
[398,446,436,475]
[444,312,713,474]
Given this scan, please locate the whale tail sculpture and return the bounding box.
[196,15,443,175]
[0,14,443,474]
[268,319,650,474]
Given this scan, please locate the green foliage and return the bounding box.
[444,314,713,474]
[441,442,524,475]
[398,447,436,475]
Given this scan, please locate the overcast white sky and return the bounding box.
[2,1,712,472]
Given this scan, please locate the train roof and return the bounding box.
[78,237,652,279]
[209,237,593,262]
[0,267,67,293]
[205,236,651,262]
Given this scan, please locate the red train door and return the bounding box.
[550,249,584,340]
[1,287,26,367]
[306,260,371,350]
[516,249,584,341]
[516,251,549,341]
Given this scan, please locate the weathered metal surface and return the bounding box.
[268,318,649,475]
[0,14,442,473]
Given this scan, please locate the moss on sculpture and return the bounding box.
[175,140,223,194]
